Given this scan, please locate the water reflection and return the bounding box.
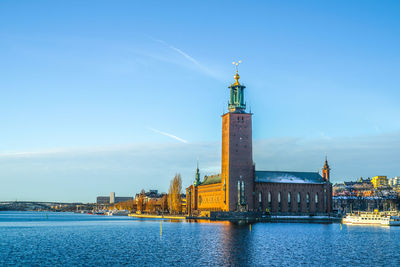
[219,222,253,266]
[1,212,400,266]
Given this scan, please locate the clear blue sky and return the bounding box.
[1,0,399,202]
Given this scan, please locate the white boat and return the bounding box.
[343,211,400,226]
[106,210,129,216]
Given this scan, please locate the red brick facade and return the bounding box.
[254,183,332,214]
[221,112,254,211]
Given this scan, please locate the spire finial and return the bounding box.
[232,60,242,85]
[323,153,330,170]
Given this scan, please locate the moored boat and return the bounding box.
[343,210,400,226]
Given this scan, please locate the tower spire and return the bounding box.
[232,60,242,86]
[322,155,330,182]
[228,60,246,113]
[194,162,201,186]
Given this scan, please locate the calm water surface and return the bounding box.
[0,211,399,266]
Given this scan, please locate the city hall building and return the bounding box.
[186,71,332,215]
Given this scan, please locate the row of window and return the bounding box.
[199,195,221,205]
[259,191,326,212]
[259,192,319,204]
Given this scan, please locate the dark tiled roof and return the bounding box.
[200,174,221,185]
[255,171,325,184]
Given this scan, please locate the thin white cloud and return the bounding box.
[149,127,188,144]
[0,145,135,158]
[157,40,201,66]
[0,148,68,158]
[154,39,222,80]
[155,39,197,64]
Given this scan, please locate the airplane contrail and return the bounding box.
[149,127,188,144]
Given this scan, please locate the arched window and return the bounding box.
[278,192,281,212]
[297,192,301,212]
[315,193,319,203]
[241,181,245,205]
[259,192,262,203]
[237,181,240,204]
[288,192,291,204]
[268,192,271,203]
[306,193,310,211]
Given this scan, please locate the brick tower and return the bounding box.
[221,70,254,211]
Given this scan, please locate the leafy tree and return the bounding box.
[168,174,182,214]
[146,199,157,213]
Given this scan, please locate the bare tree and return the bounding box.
[137,190,145,213]
[168,174,182,214]
[161,194,168,213]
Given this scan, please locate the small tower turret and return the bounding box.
[194,162,201,186]
[322,156,330,182]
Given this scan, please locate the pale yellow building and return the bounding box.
[371,176,388,188]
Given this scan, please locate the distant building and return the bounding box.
[96,196,110,204]
[135,190,164,202]
[371,176,388,188]
[388,177,400,187]
[110,192,115,204]
[115,197,133,203]
[96,193,133,204]
[333,177,373,197]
